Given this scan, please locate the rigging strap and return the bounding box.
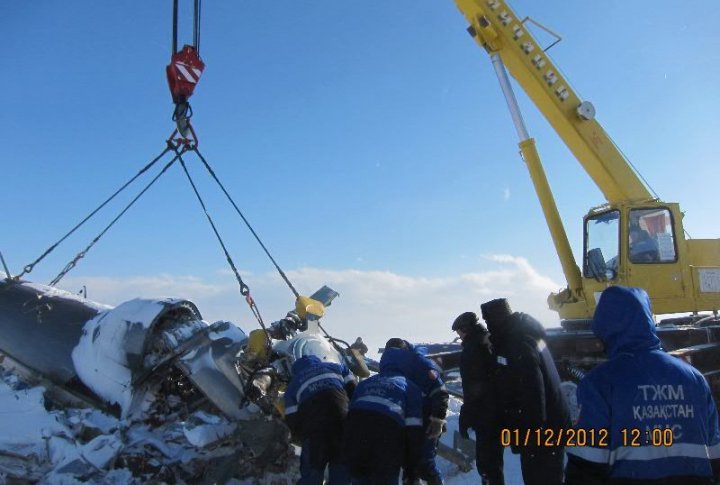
[17,146,172,281]
[168,123,199,150]
[48,150,182,287]
[174,149,271,338]
[192,146,300,299]
[318,321,350,353]
[0,250,12,280]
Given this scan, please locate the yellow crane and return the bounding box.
[453,0,720,321]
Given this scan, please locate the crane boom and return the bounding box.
[442,1,720,418]
[451,0,720,320]
[453,0,653,205]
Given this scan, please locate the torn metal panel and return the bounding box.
[0,280,102,387]
[0,279,257,422]
[309,285,339,308]
[174,321,250,420]
[72,295,206,416]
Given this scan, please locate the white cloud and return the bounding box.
[58,255,563,358]
[503,187,511,201]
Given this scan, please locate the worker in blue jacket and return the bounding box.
[565,286,720,484]
[343,347,425,484]
[284,355,357,485]
[384,337,449,485]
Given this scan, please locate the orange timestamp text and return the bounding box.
[500,428,609,448]
[620,427,674,447]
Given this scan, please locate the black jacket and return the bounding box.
[459,324,499,432]
[285,387,350,468]
[286,387,350,438]
[489,312,571,436]
[343,409,424,478]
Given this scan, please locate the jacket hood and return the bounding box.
[592,286,661,357]
[379,347,411,375]
[490,312,545,344]
[514,313,546,340]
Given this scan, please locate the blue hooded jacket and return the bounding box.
[567,286,720,482]
[387,341,449,420]
[349,348,423,428]
[284,355,355,417]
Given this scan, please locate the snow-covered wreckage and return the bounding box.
[0,278,361,483]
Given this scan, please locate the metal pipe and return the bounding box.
[488,53,583,298]
[490,53,529,142]
[519,138,584,295]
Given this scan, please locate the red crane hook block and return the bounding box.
[166,45,205,104]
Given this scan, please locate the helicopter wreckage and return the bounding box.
[0,278,365,483]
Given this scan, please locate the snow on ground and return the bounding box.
[441,395,524,485]
[0,379,525,483]
[0,376,69,455]
[0,372,294,483]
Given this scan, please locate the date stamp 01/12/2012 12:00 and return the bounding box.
[500,427,675,448]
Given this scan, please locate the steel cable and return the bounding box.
[192,147,300,299]
[17,146,172,281]
[48,149,181,287]
[175,149,271,342]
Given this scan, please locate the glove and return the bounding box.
[426,417,446,439]
[246,373,272,401]
[459,424,470,440]
[245,383,263,401]
[459,405,470,439]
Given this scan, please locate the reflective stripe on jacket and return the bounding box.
[349,348,424,427]
[285,355,355,416]
[568,286,720,481]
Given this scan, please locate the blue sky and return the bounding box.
[2,1,719,353]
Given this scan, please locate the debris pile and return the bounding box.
[0,371,298,483]
[0,281,305,483]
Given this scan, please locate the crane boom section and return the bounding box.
[453,0,653,204]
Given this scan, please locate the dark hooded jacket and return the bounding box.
[566,286,720,484]
[458,323,498,431]
[488,311,571,440]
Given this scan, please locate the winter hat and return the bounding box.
[480,298,512,331]
[385,337,409,350]
[451,311,479,331]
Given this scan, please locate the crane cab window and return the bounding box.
[584,210,619,279]
[629,208,676,263]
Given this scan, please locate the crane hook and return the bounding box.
[166,0,205,137]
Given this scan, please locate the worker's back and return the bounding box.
[567,286,720,483]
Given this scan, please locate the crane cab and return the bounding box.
[580,201,720,319]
